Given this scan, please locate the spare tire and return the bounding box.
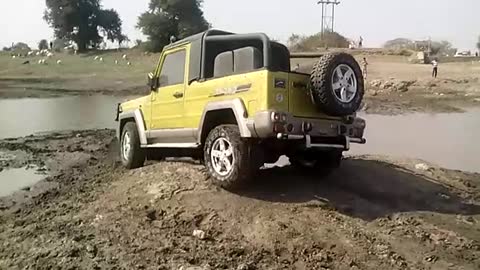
[310,53,364,116]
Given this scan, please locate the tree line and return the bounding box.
[9,1,480,54]
[42,0,209,52]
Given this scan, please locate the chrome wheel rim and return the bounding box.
[122,132,131,161]
[210,137,235,177]
[331,64,357,103]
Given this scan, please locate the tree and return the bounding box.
[430,40,456,56]
[384,38,456,56]
[384,38,414,50]
[12,42,31,51]
[477,36,480,51]
[137,0,210,52]
[287,31,350,52]
[38,39,49,50]
[44,0,126,51]
[287,34,302,49]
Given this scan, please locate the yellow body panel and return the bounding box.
[287,72,329,118]
[184,70,267,129]
[120,95,152,127]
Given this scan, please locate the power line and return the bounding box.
[317,0,341,35]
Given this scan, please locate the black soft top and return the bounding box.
[163,29,289,82]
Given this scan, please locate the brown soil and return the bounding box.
[1,131,479,269]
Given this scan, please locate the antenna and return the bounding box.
[317,0,341,36]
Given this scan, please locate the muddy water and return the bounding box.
[351,110,480,173]
[0,95,135,139]
[0,96,478,173]
[0,167,46,197]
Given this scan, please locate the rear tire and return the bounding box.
[120,122,146,169]
[204,125,253,190]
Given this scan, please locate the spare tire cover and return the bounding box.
[310,52,364,116]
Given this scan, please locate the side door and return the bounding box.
[150,48,188,130]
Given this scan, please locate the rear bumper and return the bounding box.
[251,110,366,150]
[276,133,366,151]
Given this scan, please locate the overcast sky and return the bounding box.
[1,0,478,50]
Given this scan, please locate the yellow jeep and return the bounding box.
[116,30,366,189]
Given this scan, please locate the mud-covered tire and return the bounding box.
[289,150,342,177]
[310,53,364,116]
[120,122,146,169]
[204,125,253,190]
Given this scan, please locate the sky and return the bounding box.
[1,0,478,51]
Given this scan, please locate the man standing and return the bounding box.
[431,59,438,78]
[362,57,368,79]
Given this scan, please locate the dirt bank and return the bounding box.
[362,77,480,115]
[0,131,479,269]
[0,78,145,99]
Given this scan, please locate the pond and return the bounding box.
[351,110,480,173]
[0,166,46,197]
[0,95,478,173]
[0,95,135,139]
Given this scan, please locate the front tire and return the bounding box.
[204,125,253,190]
[120,122,146,169]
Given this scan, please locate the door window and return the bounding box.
[159,50,186,87]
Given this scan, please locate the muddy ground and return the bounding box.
[0,130,479,269]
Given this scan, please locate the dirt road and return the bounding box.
[1,131,479,269]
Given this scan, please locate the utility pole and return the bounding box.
[317,0,341,36]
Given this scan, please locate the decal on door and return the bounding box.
[211,83,252,97]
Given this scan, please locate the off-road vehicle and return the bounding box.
[116,29,366,189]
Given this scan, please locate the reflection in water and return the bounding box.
[351,110,480,173]
[0,95,136,139]
[0,167,45,197]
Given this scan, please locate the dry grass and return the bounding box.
[0,50,160,94]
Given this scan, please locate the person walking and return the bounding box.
[361,57,368,79]
[431,59,438,78]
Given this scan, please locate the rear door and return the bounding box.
[288,73,323,118]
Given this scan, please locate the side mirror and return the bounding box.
[147,72,159,91]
